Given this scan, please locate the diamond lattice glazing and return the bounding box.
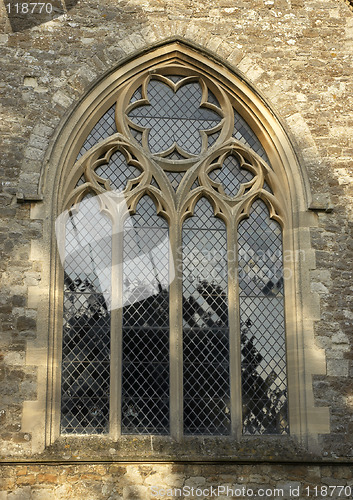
[61,196,112,434]
[121,196,170,434]
[238,199,288,435]
[77,105,116,159]
[233,111,270,164]
[94,151,141,192]
[129,79,221,155]
[182,198,230,435]
[209,155,254,197]
[166,171,184,191]
[63,66,291,439]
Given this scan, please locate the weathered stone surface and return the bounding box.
[0,463,352,499]
[1,0,353,493]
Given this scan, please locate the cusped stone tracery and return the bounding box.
[59,46,298,440]
[208,154,255,198]
[65,62,284,226]
[127,76,222,157]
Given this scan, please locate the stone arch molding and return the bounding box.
[23,40,329,455]
[19,37,320,208]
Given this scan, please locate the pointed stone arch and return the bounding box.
[23,39,329,455]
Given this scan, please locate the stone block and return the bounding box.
[52,91,74,108]
[327,359,350,377]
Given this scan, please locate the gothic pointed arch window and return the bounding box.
[51,41,329,450]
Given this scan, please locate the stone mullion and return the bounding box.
[228,215,242,438]
[169,212,183,441]
[109,215,124,439]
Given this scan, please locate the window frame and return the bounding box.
[41,40,329,455]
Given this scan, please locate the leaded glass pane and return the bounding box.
[207,90,220,107]
[209,155,254,197]
[77,105,116,159]
[121,196,170,434]
[166,171,184,191]
[238,199,288,435]
[233,110,270,164]
[62,66,291,440]
[129,80,220,155]
[94,151,141,192]
[183,198,230,435]
[61,195,111,434]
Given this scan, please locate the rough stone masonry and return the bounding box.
[0,0,353,497]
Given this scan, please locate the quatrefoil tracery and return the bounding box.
[65,66,284,225]
[126,74,224,159]
[67,133,281,227]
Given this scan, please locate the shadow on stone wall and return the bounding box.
[1,462,353,498]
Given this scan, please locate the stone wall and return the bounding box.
[1,0,353,494]
[1,463,353,499]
